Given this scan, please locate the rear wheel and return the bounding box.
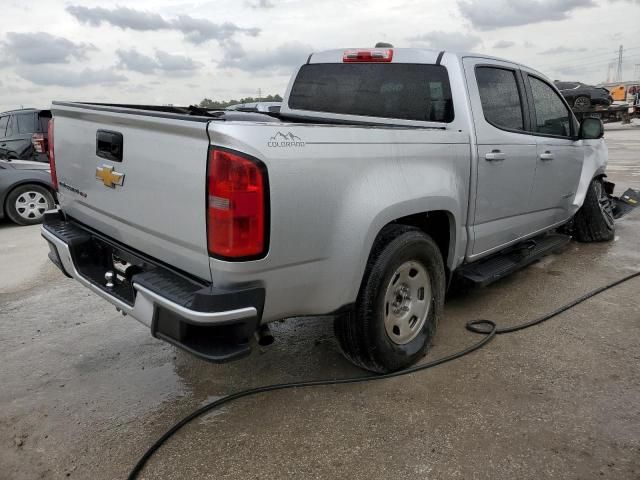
[573,96,591,111]
[5,184,55,226]
[573,178,615,242]
[334,225,445,373]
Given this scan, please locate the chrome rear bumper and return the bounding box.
[41,211,264,362]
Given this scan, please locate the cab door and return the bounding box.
[2,115,24,158]
[463,58,538,258]
[5,112,37,159]
[523,73,583,227]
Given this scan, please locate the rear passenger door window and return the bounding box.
[17,113,37,134]
[0,116,8,138]
[475,67,525,131]
[5,115,15,137]
[527,76,572,137]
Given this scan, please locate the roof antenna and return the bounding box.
[375,42,394,48]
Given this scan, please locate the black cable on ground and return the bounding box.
[127,270,640,480]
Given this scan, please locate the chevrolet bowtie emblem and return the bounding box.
[96,165,125,188]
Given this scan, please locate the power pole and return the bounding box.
[257,88,262,101]
[616,45,623,82]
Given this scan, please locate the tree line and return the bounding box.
[198,94,283,109]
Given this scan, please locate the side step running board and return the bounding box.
[457,234,571,287]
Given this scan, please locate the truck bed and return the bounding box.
[51,100,470,318]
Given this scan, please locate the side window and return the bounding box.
[528,76,572,137]
[17,113,37,134]
[5,115,15,137]
[476,66,525,131]
[0,116,8,137]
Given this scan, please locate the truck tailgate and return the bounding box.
[51,103,212,281]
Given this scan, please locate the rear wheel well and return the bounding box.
[387,211,452,269]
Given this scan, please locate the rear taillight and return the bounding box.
[343,48,393,62]
[32,133,47,154]
[207,148,267,259]
[48,118,58,191]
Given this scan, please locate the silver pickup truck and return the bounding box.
[42,47,614,373]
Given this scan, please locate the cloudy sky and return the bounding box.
[1,0,640,111]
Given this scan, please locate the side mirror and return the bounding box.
[579,117,604,139]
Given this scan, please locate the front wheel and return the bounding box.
[334,226,445,373]
[5,184,55,226]
[573,178,615,242]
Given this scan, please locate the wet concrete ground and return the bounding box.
[1,125,639,480]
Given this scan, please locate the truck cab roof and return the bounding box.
[281,47,548,127]
[307,47,544,74]
[1,107,44,115]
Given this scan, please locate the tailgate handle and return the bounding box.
[96,130,123,162]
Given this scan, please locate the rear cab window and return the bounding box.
[288,63,454,123]
[17,112,37,134]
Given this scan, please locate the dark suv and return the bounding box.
[0,108,52,162]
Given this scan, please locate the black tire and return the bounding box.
[573,178,615,242]
[5,184,55,226]
[334,225,445,373]
[573,96,591,112]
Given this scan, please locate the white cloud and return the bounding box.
[458,0,596,30]
[117,49,202,74]
[408,31,482,51]
[539,46,588,54]
[66,5,169,31]
[66,5,260,45]
[3,32,94,64]
[16,66,127,87]
[220,41,313,73]
[116,49,158,74]
[155,50,202,72]
[493,40,515,49]
[1,0,640,112]
[246,0,275,9]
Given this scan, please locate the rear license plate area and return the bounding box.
[72,236,152,306]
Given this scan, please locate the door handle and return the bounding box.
[485,150,506,161]
[539,151,554,161]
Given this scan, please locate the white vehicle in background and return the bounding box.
[42,47,613,373]
[225,102,281,113]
